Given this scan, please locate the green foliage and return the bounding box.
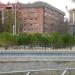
[49,32,62,48]
[0,32,74,49]
[49,32,75,49]
[62,34,74,48]
[3,9,14,33]
[30,33,42,45]
[16,33,30,45]
[2,9,20,33]
[41,34,49,46]
[0,32,16,46]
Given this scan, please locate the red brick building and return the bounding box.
[17,1,65,34]
[0,1,65,34]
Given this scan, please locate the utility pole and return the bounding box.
[14,0,17,34]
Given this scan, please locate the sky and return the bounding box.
[0,0,75,12]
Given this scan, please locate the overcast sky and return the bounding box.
[0,0,75,12]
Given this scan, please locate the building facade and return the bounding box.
[0,1,65,34]
[17,1,65,34]
[68,9,75,35]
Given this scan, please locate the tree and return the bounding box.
[2,8,20,33]
[49,32,63,49]
[40,34,49,50]
[3,9,14,33]
[62,34,74,50]
[16,33,30,49]
[29,33,39,49]
[0,32,16,49]
[19,33,30,48]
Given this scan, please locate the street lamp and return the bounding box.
[14,0,17,34]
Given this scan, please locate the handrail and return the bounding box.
[0,68,75,74]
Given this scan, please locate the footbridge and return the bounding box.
[1,50,75,61]
[0,50,75,75]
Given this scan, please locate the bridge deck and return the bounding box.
[0,51,75,73]
[0,51,75,61]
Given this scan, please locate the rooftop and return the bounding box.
[19,1,65,15]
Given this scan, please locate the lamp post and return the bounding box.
[14,0,17,34]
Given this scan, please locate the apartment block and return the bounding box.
[0,1,65,34]
[17,1,65,34]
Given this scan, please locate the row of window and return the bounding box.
[23,28,39,32]
[23,24,39,29]
[24,18,38,21]
[44,7,59,16]
[44,12,59,21]
[22,12,38,17]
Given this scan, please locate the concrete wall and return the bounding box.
[0,51,75,73]
[0,61,75,73]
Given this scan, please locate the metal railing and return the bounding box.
[0,51,75,57]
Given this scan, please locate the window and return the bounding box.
[24,24,26,26]
[30,18,33,20]
[34,24,39,26]
[19,12,21,15]
[44,12,47,16]
[34,13,38,16]
[27,8,35,12]
[30,24,33,26]
[49,14,51,16]
[35,18,37,20]
[24,18,27,20]
[28,12,38,17]
[44,8,47,11]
